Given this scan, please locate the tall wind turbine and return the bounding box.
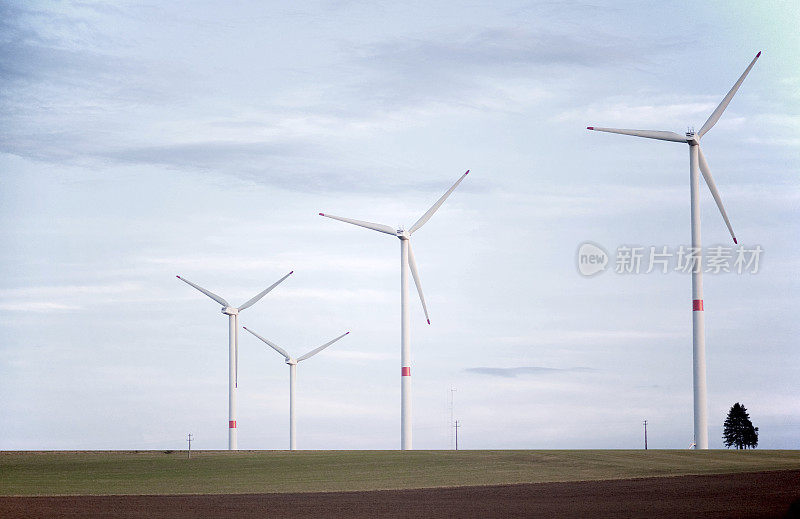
[177,271,293,450]
[587,52,760,449]
[243,326,349,450]
[319,170,469,450]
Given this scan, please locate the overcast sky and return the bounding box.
[1,1,798,451]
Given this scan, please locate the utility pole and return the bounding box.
[643,420,648,450]
[187,433,193,459]
[449,387,457,449]
[454,420,461,451]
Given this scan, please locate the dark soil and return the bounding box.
[2,469,799,518]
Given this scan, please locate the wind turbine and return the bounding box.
[243,326,349,450]
[319,169,469,450]
[587,52,761,449]
[176,271,293,450]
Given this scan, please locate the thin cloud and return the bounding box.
[364,27,631,70]
[325,350,395,362]
[0,302,80,313]
[465,366,595,378]
[144,254,392,275]
[103,141,305,169]
[0,283,142,299]
[559,98,718,128]
[490,329,683,347]
[346,25,675,113]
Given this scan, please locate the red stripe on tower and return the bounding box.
[401,367,411,377]
[693,299,704,311]
[229,420,237,428]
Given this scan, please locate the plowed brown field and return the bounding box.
[2,469,798,518]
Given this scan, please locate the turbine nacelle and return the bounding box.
[285,358,298,366]
[222,307,239,315]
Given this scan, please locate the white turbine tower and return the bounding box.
[243,326,349,450]
[319,170,469,450]
[177,271,293,450]
[588,52,761,449]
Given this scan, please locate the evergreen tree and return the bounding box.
[723,402,759,449]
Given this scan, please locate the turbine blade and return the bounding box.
[697,146,737,244]
[409,170,469,234]
[235,316,239,388]
[698,51,761,138]
[319,213,396,235]
[586,127,687,143]
[297,331,350,362]
[407,240,430,324]
[238,270,294,311]
[176,276,230,307]
[242,326,291,360]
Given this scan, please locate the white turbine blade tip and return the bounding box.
[409,170,470,234]
[319,213,396,234]
[697,146,737,244]
[238,270,294,311]
[406,240,431,322]
[698,51,762,137]
[587,127,686,142]
[176,275,230,306]
[296,331,349,361]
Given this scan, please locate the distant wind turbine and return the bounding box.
[177,271,293,450]
[320,170,470,450]
[588,52,761,449]
[243,326,349,450]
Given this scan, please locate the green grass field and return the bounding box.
[1,450,799,496]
